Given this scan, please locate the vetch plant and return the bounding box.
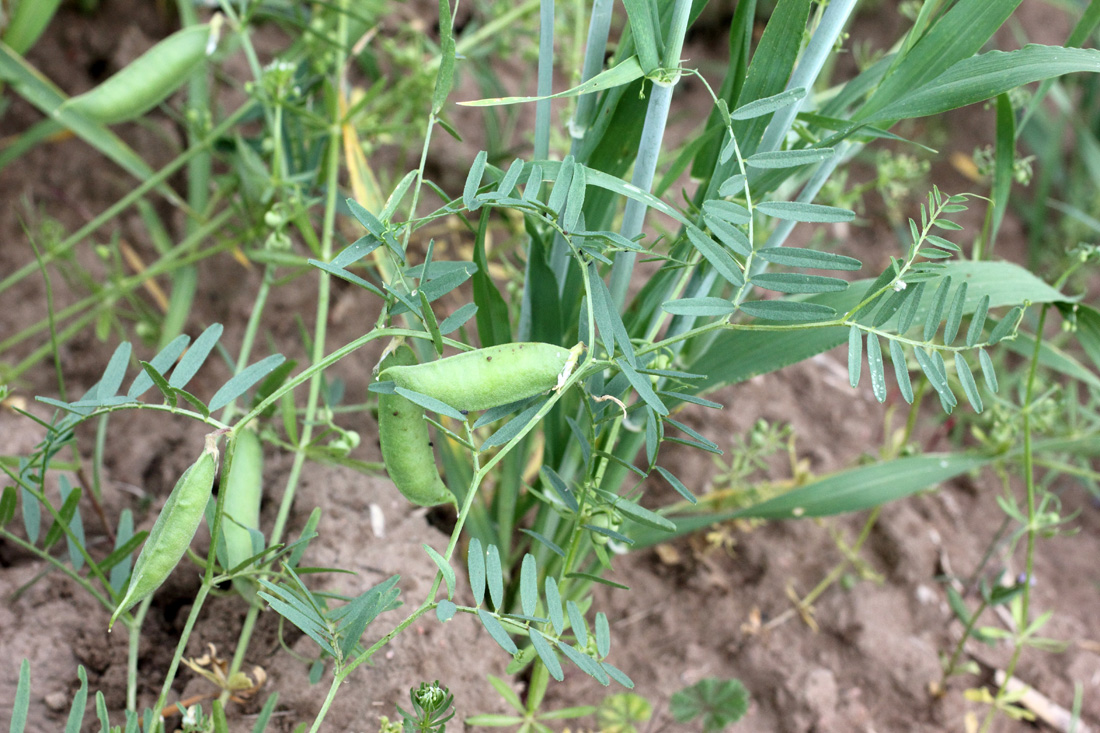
[2,0,1100,730]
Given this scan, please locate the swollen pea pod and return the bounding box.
[2,0,63,55]
[377,345,455,508]
[379,342,575,413]
[221,428,263,575]
[60,19,220,124]
[109,434,219,629]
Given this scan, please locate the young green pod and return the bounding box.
[380,342,573,413]
[109,435,219,629]
[377,345,455,508]
[61,21,217,124]
[221,428,263,574]
[2,0,63,55]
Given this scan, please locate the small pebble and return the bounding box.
[44,691,68,712]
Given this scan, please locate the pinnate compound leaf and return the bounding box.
[529,631,564,681]
[966,294,990,347]
[738,300,836,322]
[461,56,644,106]
[468,537,486,606]
[979,349,998,393]
[423,544,456,599]
[11,658,31,732]
[567,600,587,647]
[208,354,286,412]
[258,588,336,657]
[558,642,609,685]
[955,353,983,413]
[704,215,752,257]
[703,199,751,225]
[669,678,750,730]
[563,163,587,231]
[520,554,538,617]
[755,247,861,271]
[601,661,635,689]
[890,339,914,404]
[486,544,504,611]
[867,333,886,403]
[750,273,848,294]
[128,335,189,399]
[744,147,834,169]
[99,338,132,396]
[0,486,17,527]
[914,348,956,409]
[595,613,611,658]
[169,323,223,389]
[848,325,861,388]
[547,155,575,216]
[988,307,1023,343]
[662,298,736,317]
[439,302,478,334]
[393,387,467,421]
[545,576,564,635]
[944,282,968,345]
[436,599,457,623]
[686,225,745,288]
[924,276,952,342]
[478,609,518,654]
[897,282,924,334]
[519,528,564,558]
[616,357,669,417]
[718,173,746,197]
[872,288,911,328]
[613,496,676,532]
[730,87,806,120]
[655,466,697,504]
[755,201,854,223]
[464,150,487,211]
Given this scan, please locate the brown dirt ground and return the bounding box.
[1,1,1098,732]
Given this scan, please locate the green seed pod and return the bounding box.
[109,436,219,629]
[222,428,263,573]
[2,0,63,55]
[380,342,573,413]
[587,508,622,546]
[378,345,455,508]
[61,22,215,124]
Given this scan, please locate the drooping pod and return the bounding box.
[221,428,263,574]
[379,342,573,413]
[377,345,455,508]
[61,20,218,124]
[109,435,219,629]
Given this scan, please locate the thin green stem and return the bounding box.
[268,0,348,550]
[126,596,152,712]
[980,303,1048,732]
[0,104,254,296]
[151,584,212,725]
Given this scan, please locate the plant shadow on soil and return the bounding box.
[1,1,1099,731]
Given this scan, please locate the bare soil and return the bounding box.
[1,2,1098,732]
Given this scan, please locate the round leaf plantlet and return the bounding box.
[380,342,573,413]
